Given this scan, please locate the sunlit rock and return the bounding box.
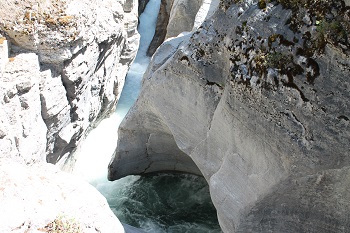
[0,0,139,167]
[110,0,350,232]
[0,158,124,233]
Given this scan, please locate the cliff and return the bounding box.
[109,0,350,232]
[0,0,139,231]
[0,0,139,167]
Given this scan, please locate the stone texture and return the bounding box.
[147,0,172,56]
[0,36,8,75]
[110,0,350,232]
[0,53,47,164]
[147,0,219,56]
[193,0,220,30]
[0,0,139,167]
[0,158,124,233]
[165,0,203,39]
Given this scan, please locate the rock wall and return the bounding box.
[165,0,203,39]
[147,0,219,55]
[0,50,47,164]
[109,0,350,232]
[0,0,139,167]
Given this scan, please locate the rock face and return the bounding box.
[0,1,140,231]
[0,158,124,232]
[109,0,350,232]
[138,0,150,16]
[0,0,139,167]
[147,0,172,56]
[165,0,203,38]
[0,52,47,164]
[147,0,219,55]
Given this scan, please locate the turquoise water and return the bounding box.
[74,0,221,232]
[107,174,221,233]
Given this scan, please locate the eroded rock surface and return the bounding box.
[0,51,47,164]
[0,0,139,167]
[110,0,350,232]
[0,158,124,233]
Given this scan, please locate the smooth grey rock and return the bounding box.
[193,0,220,30]
[110,1,350,232]
[165,0,203,39]
[148,0,216,56]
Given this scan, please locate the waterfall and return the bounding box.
[73,0,221,232]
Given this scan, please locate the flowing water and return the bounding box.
[73,0,221,232]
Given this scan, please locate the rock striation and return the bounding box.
[0,158,124,233]
[109,0,350,232]
[0,0,139,167]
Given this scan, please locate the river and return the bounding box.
[73,0,221,232]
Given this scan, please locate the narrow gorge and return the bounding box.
[1,0,350,232]
[109,0,350,232]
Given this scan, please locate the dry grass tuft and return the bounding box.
[39,215,82,233]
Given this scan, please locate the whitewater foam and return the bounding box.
[73,0,161,183]
[72,0,221,232]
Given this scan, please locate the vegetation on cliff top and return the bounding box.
[0,0,77,42]
[279,0,349,51]
[222,0,349,53]
[214,0,349,98]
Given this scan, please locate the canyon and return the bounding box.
[1,0,350,232]
[109,0,350,232]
